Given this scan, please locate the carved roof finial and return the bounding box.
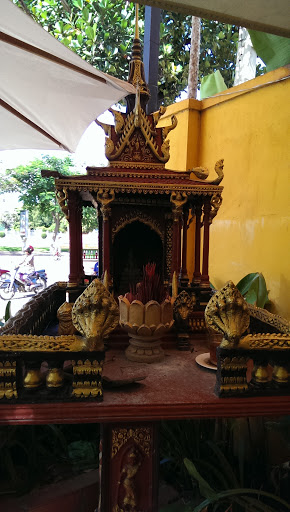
[126,3,150,113]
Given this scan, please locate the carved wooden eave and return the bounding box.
[54,174,223,197]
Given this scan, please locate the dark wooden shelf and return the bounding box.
[1,348,289,425]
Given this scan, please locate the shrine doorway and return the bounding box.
[112,220,163,296]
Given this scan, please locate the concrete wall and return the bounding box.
[161,66,290,318]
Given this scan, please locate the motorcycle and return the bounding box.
[0,269,10,284]
[0,266,47,300]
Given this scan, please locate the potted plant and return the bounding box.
[119,263,174,363]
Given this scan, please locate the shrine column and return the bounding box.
[192,204,202,285]
[170,192,187,278]
[97,189,115,282]
[180,208,189,286]
[200,198,211,287]
[67,190,84,285]
[99,422,159,512]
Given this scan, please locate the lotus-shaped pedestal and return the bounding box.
[119,296,174,363]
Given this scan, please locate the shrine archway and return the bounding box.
[112,220,163,296]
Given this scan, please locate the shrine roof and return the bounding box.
[54,167,223,196]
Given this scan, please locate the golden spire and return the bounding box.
[126,2,150,113]
[135,3,139,40]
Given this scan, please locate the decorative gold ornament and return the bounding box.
[23,368,42,388]
[239,333,290,350]
[247,304,290,334]
[272,364,289,384]
[46,368,64,388]
[57,302,77,336]
[55,188,69,220]
[174,291,196,323]
[190,159,224,185]
[111,427,151,458]
[71,359,103,398]
[209,193,223,224]
[170,191,188,211]
[112,210,163,242]
[205,281,250,347]
[0,361,17,399]
[72,279,119,351]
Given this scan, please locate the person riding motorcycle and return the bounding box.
[18,245,35,287]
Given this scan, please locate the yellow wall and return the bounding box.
[165,67,290,318]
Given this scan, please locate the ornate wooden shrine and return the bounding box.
[46,16,223,315]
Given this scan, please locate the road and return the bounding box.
[0,253,96,321]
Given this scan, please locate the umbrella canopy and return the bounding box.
[0,0,135,152]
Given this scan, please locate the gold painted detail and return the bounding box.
[97,188,115,220]
[72,358,103,376]
[0,334,82,352]
[209,193,223,224]
[116,446,142,512]
[72,279,119,351]
[190,159,224,185]
[0,381,17,399]
[97,101,177,164]
[57,302,77,336]
[111,427,151,458]
[189,317,206,331]
[205,281,250,348]
[56,188,69,220]
[248,304,290,334]
[23,368,42,389]
[71,359,103,398]
[56,179,223,196]
[0,361,17,399]
[112,210,163,242]
[0,360,16,377]
[239,333,290,350]
[170,191,188,212]
[174,291,196,323]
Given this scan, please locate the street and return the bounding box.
[0,252,96,321]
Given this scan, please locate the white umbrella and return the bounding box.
[0,0,135,152]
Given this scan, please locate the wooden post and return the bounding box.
[180,209,189,286]
[192,205,202,285]
[99,422,159,512]
[201,199,211,287]
[171,208,181,277]
[68,191,83,285]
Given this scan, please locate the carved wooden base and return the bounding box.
[125,336,164,363]
[99,422,159,512]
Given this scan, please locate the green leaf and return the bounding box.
[236,273,269,308]
[200,70,227,99]
[184,458,217,500]
[72,0,83,9]
[85,26,94,40]
[249,30,290,71]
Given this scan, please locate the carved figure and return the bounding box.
[72,279,119,350]
[173,290,196,332]
[190,158,224,185]
[119,447,142,511]
[205,281,250,347]
[57,302,77,335]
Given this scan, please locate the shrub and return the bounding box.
[0,232,6,238]
[41,232,47,239]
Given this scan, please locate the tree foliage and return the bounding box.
[13,0,240,104]
[1,156,98,238]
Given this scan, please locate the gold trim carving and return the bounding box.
[97,188,115,220]
[248,304,290,334]
[112,210,163,242]
[0,361,17,399]
[56,188,69,220]
[56,179,223,196]
[71,359,103,398]
[209,193,223,224]
[190,159,224,185]
[239,333,290,350]
[111,427,151,458]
